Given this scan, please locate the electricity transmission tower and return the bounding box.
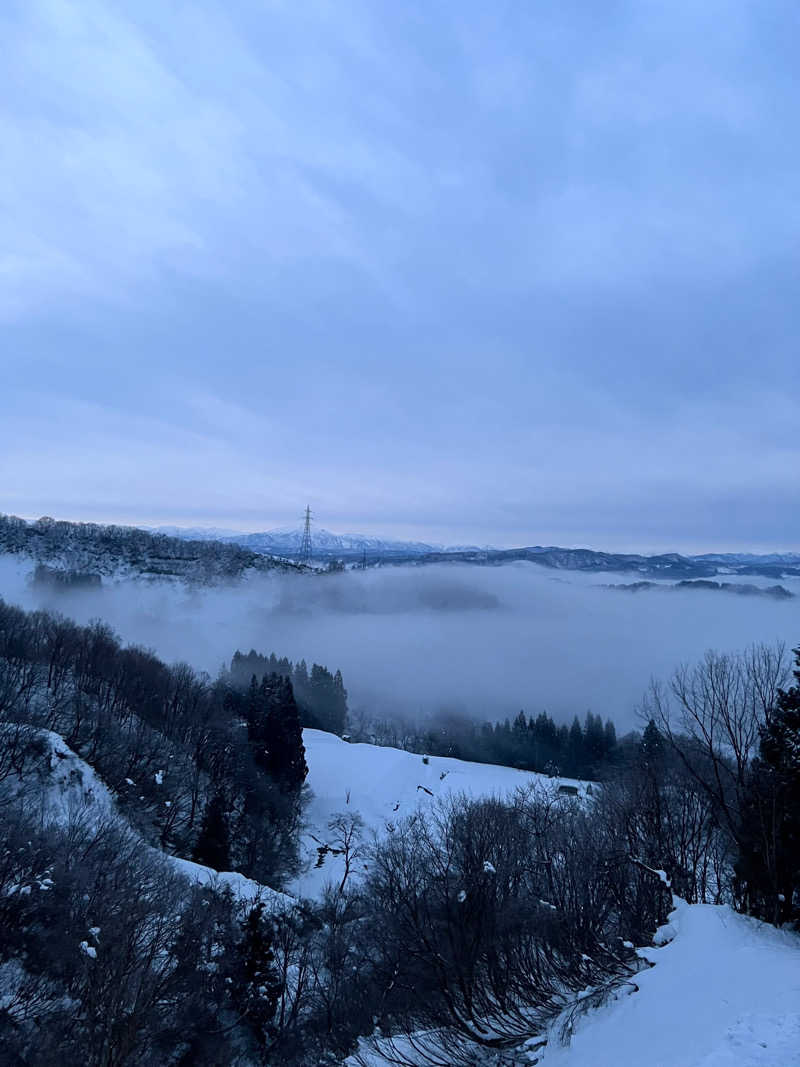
[299,506,313,564]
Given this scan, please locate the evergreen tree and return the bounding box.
[640,719,665,768]
[293,658,309,690]
[192,790,231,871]
[737,648,800,924]
[254,675,308,792]
[332,669,348,734]
[227,903,283,1052]
[556,723,570,766]
[308,663,348,735]
[584,712,606,768]
[566,716,584,776]
[603,718,617,753]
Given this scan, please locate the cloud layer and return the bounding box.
[2,0,799,549]
[2,558,798,732]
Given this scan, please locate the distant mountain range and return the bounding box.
[154,525,800,580]
[153,525,481,559]
[1,513,798,588]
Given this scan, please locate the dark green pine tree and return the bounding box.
[762,668,800,923]
[228,903,284,1051]
[293,658,309,692]
[246,673,265,728]
[640,719,665,768]
[737,648,800,924]
[332,668,348,735]
[584,712,607,769]
[192,789,231,871]
[603,718,617,754]
[258,675,308,791]
[307,663,348,735]
[566,716,585,776]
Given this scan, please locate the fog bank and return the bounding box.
[1,559,798,732]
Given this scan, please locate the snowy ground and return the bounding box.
[538,897,800,1067]
[293,729,586,898]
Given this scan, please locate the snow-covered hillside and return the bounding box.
[0,512,295,584]
[5,728,290,908]
[4,723,586,906]
[294,729,586,898]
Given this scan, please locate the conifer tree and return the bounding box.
[193,790,231,871]
[566,716,584,776]
[640,719,665,768]
[262,675,308,791]
[227,903,283,1051]
[603,717,617,753]
[737,648,800,924]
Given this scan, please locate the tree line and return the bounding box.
[356,707,620,779]
[231,650,348,737]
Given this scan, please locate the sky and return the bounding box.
[2,0,799,552]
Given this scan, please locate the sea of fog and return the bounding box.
[1,559,798,733]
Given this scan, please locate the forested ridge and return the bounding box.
[0,594,798,1064]
[0,513,298,583]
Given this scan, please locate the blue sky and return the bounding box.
[2,0,799,550]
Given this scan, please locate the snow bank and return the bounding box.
[168,855,293,909]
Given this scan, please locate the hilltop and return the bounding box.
[0,513,299,584]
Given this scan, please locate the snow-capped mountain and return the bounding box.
[154,524,480,559]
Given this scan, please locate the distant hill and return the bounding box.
[154,523,800,580]
[607,579,794,599]
[410,545,800,580]
[693,551,800,565]
[0,514,298,584]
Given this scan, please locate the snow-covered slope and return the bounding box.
[538,896,800,1067]
[294,729,586,898]
[4,729,290,908]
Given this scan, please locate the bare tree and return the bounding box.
[642,643,789,851]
